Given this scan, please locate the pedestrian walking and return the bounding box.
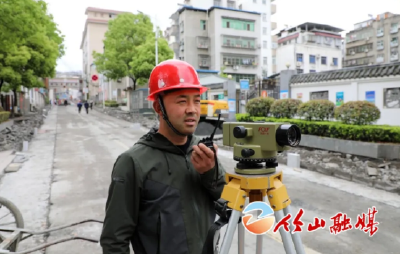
[77,101,82,113]
[100,59,226,254]
[84,101,89,114]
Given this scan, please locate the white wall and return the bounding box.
[277,43,342,73]
[290,76,400,126]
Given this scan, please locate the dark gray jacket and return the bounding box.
[100,128,226,254]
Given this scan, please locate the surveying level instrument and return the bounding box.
[202,121,306,254]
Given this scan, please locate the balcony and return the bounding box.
[391,51,399,61]
[197,36,209,49]
[222,56,258,67]
[391,25,399,34]
[271,22,277,31]
[376,56,384,63]
[377,28,384,37]
[271,4,276,15]
[222,36,258,50]
[391,38,399,47]
[198,55,210,67]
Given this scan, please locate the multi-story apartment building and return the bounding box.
[344,12,400,68]
[275,22,343,74]
[80,7,131,101]
[165,0,277,81]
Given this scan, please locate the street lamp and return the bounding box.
[138,10,158,65]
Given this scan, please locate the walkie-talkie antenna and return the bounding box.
[210,113,221,140]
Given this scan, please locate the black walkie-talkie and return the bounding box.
[198,113,222,152]
[198,114,222,189]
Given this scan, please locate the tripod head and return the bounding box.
[222,121,301,175]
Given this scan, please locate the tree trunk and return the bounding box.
[0,79,3,109]
[11,88,17,118]
[130,77,136,91]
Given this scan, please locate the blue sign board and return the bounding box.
[366,91,375,104]
[228,99,236,112]
[240,79,249,90]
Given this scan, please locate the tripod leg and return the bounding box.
[238,221,245,254]
[238,197,248,254]
[274,209,297,254]
[284,205,306,254]
[255,196,266,254]
[220,210,241,254]
[268,174,297,254]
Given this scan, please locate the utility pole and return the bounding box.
[155,15,158,65]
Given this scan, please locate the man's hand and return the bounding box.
[191,143,218,174]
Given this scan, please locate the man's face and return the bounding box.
[161,88,201,135]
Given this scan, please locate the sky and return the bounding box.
[45,0,400,72]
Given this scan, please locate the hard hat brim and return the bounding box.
[147,84,208,101]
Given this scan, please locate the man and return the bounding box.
[84,101,89,114]
[100,60,226,254]
[77,101,82,113]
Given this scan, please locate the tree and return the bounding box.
[129,32,174,86]
[93,13,173,90]
[0,0,64,114]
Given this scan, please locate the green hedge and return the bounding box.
[105,100,119,107]
[0,111,10,124]
[235,113,400,144]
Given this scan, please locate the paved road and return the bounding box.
[0,105,399,254]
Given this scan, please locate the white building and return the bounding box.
[174,0,277,79]
[276,22,343,74]
[80,7,132,102]
[289,61,400,126]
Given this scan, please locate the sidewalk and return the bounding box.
[0,106,58,254]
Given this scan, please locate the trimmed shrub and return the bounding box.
[104,100,119,107]
[245,97,275,117]
[270,99,302,118]
[0,111,10,124]
[297,100,335,121]
[235,114,400,144]
[334,101,381,125]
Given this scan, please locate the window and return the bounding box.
[391,37,399,47]
[262,13,267,22]
[263,41,267,48]
[272,57,276,65]
[377,40,384,50]
[222,36,256,48]
[297,53,303,62]
[239,4,242,9]
[391,23,399,33]
[377,27,384,37]
[214,0,221,6]
[227,1,235,8]
[200,20,206,30]
[263,57,267,65]
[222,18,254,31]
[263,27,267,35]
[309,55,316,64]
[253,0,256,3]
[310,70,316,73]
[311,91,329,100]
[262,0,266,3]
[333,58,338,66]
[321,56,327,65]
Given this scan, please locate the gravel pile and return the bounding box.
[276,147,400,194]
[0,108,48,152]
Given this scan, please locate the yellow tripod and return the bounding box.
[215,166,306,254]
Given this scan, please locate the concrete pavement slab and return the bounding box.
[1,105,399,254]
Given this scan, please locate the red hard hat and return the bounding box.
[147,59,208,101]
